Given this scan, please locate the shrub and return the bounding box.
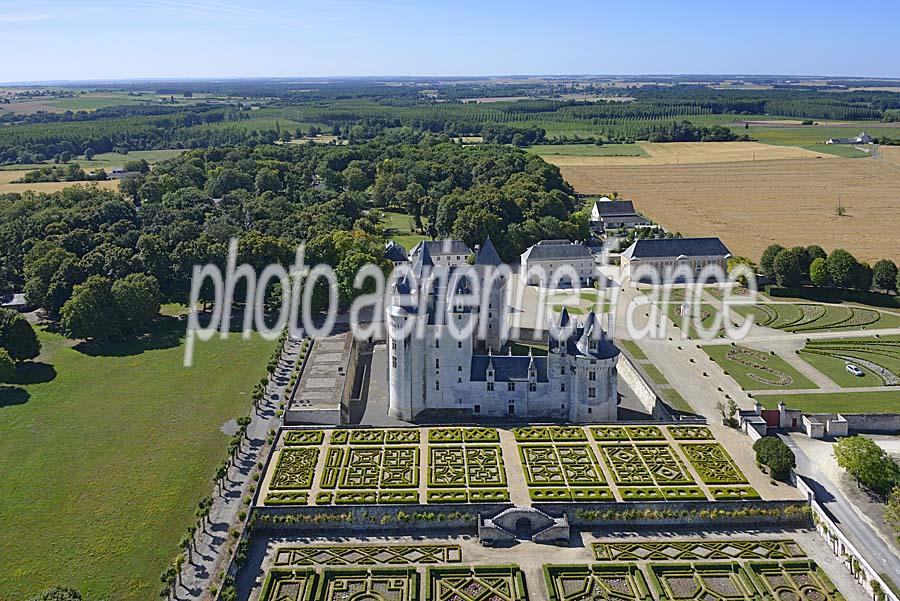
[753,436,795,481]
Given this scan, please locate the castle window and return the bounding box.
[588,387,596,398]
[487,382,494,391]
[435,381,440,390]
[435,358,440,368]
[528,382,536,392]
[457,341,462,348]
[589,371,596,381]
[435,338,440,348]
[590,360,596,365]
[587,407,592,414]
[508,382,515,391]
[508,403,515,416]
[457,365,462,371]
[458,377,462,383]
[560,383,566,392]
[560,367,565,375]
[474,404,481,413]
[392,356,397,368]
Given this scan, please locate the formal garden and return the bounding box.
[702,344,818,391]
[254,540,845,601]
[798,336,900,387]
[262,426,760,506]
[734,302,900,333]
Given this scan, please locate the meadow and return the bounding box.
[526,143,647,157]
[0,317,273,600]
[0,169,119,194]
[379,210,428,251]
[759,391,900,413]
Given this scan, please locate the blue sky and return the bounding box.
[2,0,899,82]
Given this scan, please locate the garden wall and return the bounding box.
[842,413,900,434]
[617,350,672,420]
[250,500,811,536]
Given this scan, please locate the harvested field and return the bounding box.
[544,141,833,166]
[0,170,119,194]
[558,157,900,263]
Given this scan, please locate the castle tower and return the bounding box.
[474,237,506,352]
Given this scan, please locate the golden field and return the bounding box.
[558,156,900,263]
[0,170,119,194]
[544,141,834,166]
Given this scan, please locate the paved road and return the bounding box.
[781,434,900,583]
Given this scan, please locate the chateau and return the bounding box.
[386,238,619,422]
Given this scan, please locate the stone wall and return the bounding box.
[843,413,900,434]
[617,349,670,420]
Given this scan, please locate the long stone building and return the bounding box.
[386,238,619,422]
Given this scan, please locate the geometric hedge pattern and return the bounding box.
[256,542,846,601]
[679,443,749,485]
[592,540,807,562]
[267,426,756,505]
[425,566,528,601]
[544,564,653,601]
[273,544,462,566]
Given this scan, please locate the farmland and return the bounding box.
[541,141,838,166]
[0,169,119,194]
[556,156,900,263]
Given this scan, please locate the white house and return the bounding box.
[520,240,596,287]
[409,239,472,268]
[387,239,619,422]
[620,237,731,283]
[590,199,650,232]
[826,131,873,145]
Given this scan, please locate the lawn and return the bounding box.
[379,210,428,251]
[77,149,188,170]
[798,336,900,387]
[702,344,818,391]
[619,339,647,360]
[759,391,900,413]
[526,143,647,157]
[798,350,884,387]
[0,319,273,600]
[733,303,900,333]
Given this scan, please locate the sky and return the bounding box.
[2,0,899,83]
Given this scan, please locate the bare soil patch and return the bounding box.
[0,170,119,194]
[559,157,900,263]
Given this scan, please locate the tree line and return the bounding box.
[758,243,898,294]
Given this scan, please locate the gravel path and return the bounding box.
[174,336,298,600]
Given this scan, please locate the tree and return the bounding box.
[254,168,280,194]
[885,485,900,542]
[84,148,95,160]
[0,348,14,383]
[0,308,40,361]
[759,244,785,277]
[716,399,738,428]
[60,275,118,342]
[872,259,898,292]
[805,245,827,264]
[753,436,796,480]
[826,249,858,289]
[809,257,831,287]
[112,273,161,335]
[27,586,83,601]
[773,249,802,287]
[852,261,873,292]
[834,435,900,497]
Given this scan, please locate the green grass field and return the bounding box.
[799,144,870,158]
[619,339,647,360]
[379,210,428,251]
[798,350,884,387]
[77,149,188,170]
[734,303,900,333]
[703,344,818,391]
[759,391,900,413]
[0,319,273,600]
[526,143,648,157]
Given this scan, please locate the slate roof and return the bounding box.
[593,200,639,217]
[470,355,549,382]
[474,237,503,266]
[384,240,408,262]
[620,237,731,260]
[522,241,593,261]
[411,239,472,257]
